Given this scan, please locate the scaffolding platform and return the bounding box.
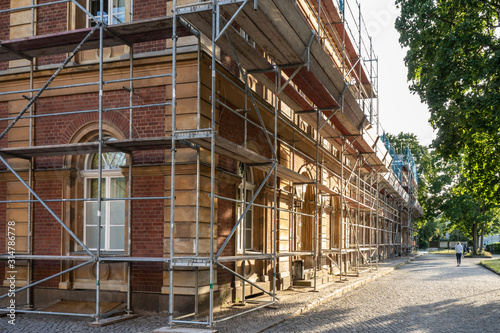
[0,17,192,62]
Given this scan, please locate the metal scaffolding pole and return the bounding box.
[314,108,319,291]
[208,1,217,327]
[194,38,202,316]
[356,157,360,276]
[126,38,134,315]
[169,0,179,327]
[94,2,106,321]
[339,137,345,282]
[26,5,35,304]
[273,66,279,302]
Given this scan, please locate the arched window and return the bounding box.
[82,140,126,251]
[237,163,255,253]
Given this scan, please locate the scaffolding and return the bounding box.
[0,0,422,329]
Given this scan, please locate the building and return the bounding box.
[0,0,423,327]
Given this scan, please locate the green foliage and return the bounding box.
[441,192,479,239]
[462,132,500,204]
[395,0,500,205]
[468,250,492,257]
[441,183,500,252]
[220,283,231,307]
[382,132,500,252]
[485,243,500,254]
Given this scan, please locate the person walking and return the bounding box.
[455,241,463,266]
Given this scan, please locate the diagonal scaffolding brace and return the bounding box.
[216,161,277,258]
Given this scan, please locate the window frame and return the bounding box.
[82,153,126,252]
[236,165,256,253]
[86,0,126,27]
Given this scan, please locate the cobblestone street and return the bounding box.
[263,254,500,333]
[0,254,498,333]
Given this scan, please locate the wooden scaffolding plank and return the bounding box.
[181,2,383,173]
[0,17,192,62]
[227,2,304,65]
[190,135,269,165]
[182,10,273,72]
[0,137,174,158]
[190,135,315,184]
[250,1,366,133]
[316,182,338,196]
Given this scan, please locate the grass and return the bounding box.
[480,259,500,274]
[428,249,455,254]
[428,249,493,257]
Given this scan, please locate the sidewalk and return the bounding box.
[156,254,420,333]
[1,255,419,333]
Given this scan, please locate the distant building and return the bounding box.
[483,234,500,246]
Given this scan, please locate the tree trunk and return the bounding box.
[472,222,478,254]
[480,223,485,251]
[479,200,486,252]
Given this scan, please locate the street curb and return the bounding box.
[478,261,500,276]
[257,256,417,333]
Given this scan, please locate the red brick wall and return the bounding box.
[37,0,67,66]
[129,86,166,165]
[32,178,63,287]
[134,40,168,55]
[216,181,236,285]
[134,0,167,20]
[38,0,66,35]
[0,3,8,72]
[33,260,60,288]
[133,0,167,54]
[34,85,165,168]
[0,4,8,40]
[130,174,164,292]
[33,178,62,256]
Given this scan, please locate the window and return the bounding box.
[87,0,125,26]
[83,146,126,251]
[236,164,255,253]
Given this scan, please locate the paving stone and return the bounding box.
[261,254,500,333]
[2,254,497,333]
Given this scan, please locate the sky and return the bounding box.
[356,1,436,147]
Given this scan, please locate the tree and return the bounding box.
[441,192,480,251]
[442,189,500,253]
[382,132,500,252]
[462,132,500,205]
[395,0,500,205]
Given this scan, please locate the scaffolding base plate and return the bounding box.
[88,313,138,327]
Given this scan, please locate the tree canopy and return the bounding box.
[395,0,500,204]
[385,131,500,251]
